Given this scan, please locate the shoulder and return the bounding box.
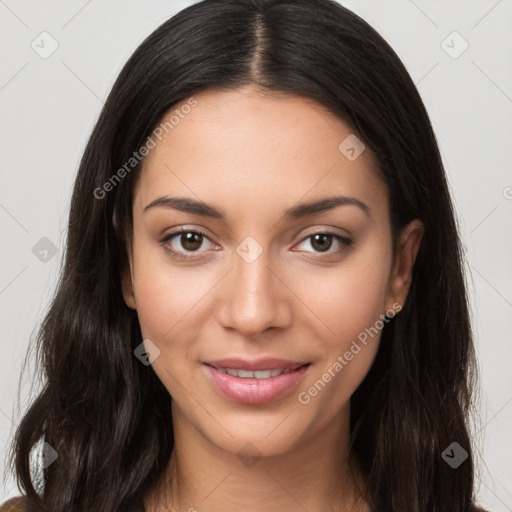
[0,496,26,511]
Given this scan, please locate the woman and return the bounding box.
[2,0,487,510]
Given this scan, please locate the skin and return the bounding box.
[121,84,423,512]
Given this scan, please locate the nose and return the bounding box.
[216,244,292,337]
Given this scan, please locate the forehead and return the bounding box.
[133,85,388,222]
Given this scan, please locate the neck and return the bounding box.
[144,403,369,512]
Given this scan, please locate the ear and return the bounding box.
[385,219,424,311]
[121,257,137,310]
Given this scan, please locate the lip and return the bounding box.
[202,361,311,405]
[203,357,309,371]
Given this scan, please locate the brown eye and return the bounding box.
[310,234,333,252]
[179,231,203,252]
[295,232,352,256]
[160,229,217,260]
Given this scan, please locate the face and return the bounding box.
[122,85,423,458]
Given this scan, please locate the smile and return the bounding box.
[202,363,311,404]
[213,366,301,379]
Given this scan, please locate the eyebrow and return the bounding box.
[143,195,371,220]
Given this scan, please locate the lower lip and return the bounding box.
[203,364,310,405]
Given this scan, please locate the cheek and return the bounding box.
[320,276,384,369]
[129,226,212,342]
[303,254,390,342]
[131,260,209,394]
[293,248,391,406]
[133,264,207,342]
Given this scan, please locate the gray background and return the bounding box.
[1,0,511,509]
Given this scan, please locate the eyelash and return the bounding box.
[159,228,215,261]
[159,228,352,261]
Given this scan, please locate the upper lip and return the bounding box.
[203,358,310,371]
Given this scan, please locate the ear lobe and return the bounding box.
[121,261,137,310]
[386,219,424,310]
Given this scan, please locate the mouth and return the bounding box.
[204,363,309,379]
[202,361,311,404]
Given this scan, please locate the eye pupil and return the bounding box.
[311,234,332,252]
[181,232,203,251]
